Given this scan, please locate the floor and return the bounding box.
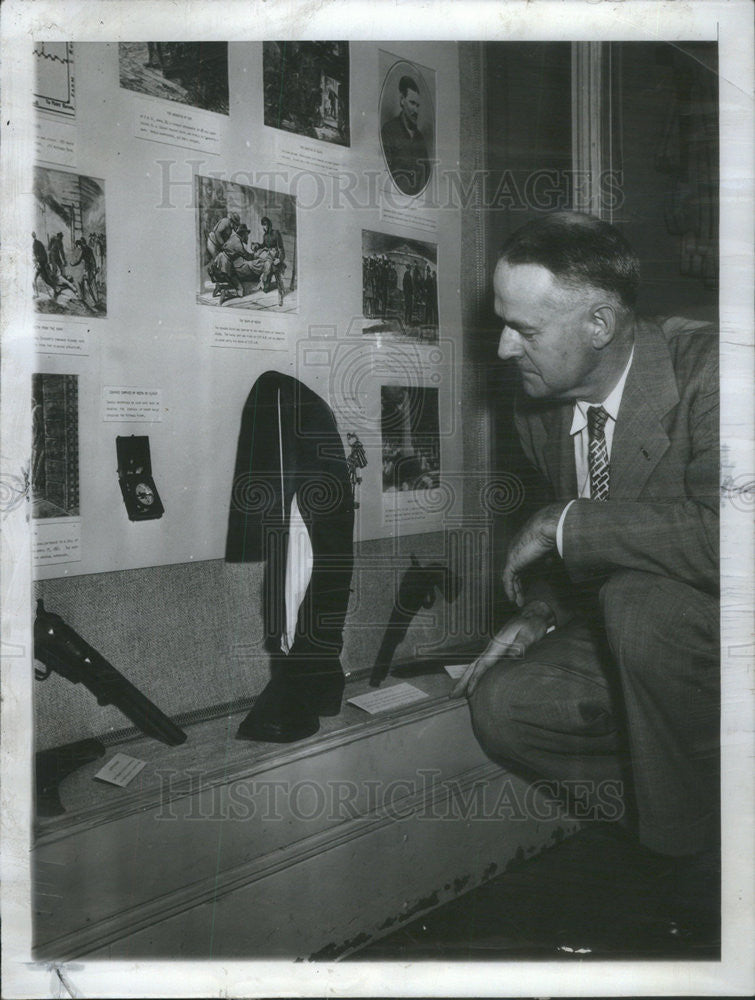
[354,823,720,961]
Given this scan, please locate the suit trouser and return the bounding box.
[469,569,719,856]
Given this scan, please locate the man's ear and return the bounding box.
[589,303,618,349]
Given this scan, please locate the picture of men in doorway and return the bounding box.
[362,229,438,343]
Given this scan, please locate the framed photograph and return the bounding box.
[263,41,350,146]
[31,374,80,520]
[381,385,440,494]
[118,42,229,115]
[196,175,298,312]
[33,167,106,317]
[379,52,436,197]
[362,229,438,342]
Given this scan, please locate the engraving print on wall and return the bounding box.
[33,167,106,318]
[263,41,350,147]
[118,42,229,115]
[379,52,436,197]
[381,385,440,493]
[197,175,298,312]
[31,373,80,520]
[33,41,76,118]
[362,229,438,343]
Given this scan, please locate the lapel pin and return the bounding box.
[641,447,650,459]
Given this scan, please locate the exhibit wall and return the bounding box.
[31,41,486,747]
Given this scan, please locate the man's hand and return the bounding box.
[502,502,565,606]
[450,600,555,699]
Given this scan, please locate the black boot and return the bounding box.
[236,666,320,743]
[236,653,346,743]
[294,653,346,717]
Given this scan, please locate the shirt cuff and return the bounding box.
[556,499,576,556]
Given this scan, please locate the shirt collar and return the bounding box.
[570,344,635,435]
[400,113,418,138]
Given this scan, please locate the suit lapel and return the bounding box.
[610,319,680,499]
[542,403,578,501]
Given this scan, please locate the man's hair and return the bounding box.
[260,216,271,227]
[498,212,641,310]
[398,75,419,98]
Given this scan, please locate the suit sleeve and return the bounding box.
[561,346,719,595]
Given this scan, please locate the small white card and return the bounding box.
[94,753,147,788]
[444,663,471,680]
[348,682,429,715]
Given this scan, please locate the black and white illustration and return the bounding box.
[381,385,440,493]
[362,229,438,342]
[31,374,80,520]
[263,41,350,146]
[118,42,229,115]
[33,41,75,117]
[33,167,106,317]
[197,175,297,311]
[379,52,436,197]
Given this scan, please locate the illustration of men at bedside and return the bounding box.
[206,214,287,307]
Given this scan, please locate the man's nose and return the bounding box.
[498,326,524,360]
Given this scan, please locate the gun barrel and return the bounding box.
[34,606,187,747]
[368,563,460,688]
[102,679,188,746]
[368,604,415,687]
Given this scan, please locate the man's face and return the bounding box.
[400,88,420,127]
[493,261,599,400]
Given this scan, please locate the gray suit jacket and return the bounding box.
[514,317,719,602]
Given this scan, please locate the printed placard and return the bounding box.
[275,134,346,177]
[34,321,90,356]
[33,520,82,567]
[35,118,77,168]
[103,386,163,422]
[135,105,223,153]
[380,203,438,235]
[94,754,147,788]
[211,316,289,351]
[347,682,429,714]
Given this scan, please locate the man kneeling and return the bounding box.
[453,211,719,941]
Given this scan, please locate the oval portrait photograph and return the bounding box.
[379,54,436,197]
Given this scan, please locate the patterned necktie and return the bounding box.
[587,405,610,501]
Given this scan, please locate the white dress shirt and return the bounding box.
[282,493,314,653]
[555,345,635,554]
